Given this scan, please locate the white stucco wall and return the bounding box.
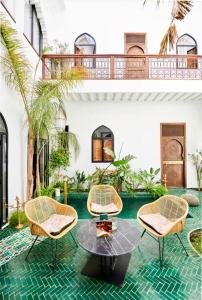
[0,1,44,207]
[47,0,202,54]
[66,97,202,188]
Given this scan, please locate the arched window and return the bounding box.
[176,34,197,69]
[74,33,96,54]
[92,125,114,163]
[0,113,8,228]
[74,33,96,68]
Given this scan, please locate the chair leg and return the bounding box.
[158,237,164,268]
[176,233,189,256]
[25,235,39,260]
[51,239,58,270]
[70,230,78,247]
[141,229,146,238]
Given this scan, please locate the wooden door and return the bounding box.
[126,46,146,79]
[161,124,186,188]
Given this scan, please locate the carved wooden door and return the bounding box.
[161,124,186,187]
[126,46,146,79]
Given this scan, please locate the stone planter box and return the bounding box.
[188,228,202,257]
[59,191,156,219]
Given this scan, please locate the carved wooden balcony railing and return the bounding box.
[42,54,202,80]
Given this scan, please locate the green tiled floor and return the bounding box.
[0,189,201,299]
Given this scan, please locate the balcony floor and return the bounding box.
[0,189,201,299]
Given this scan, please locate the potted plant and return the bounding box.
[189,150,202,191]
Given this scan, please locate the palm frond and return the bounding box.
[159,22,177,54]
[63,131,80,159]
[172,0,193,20]
[0,13,31,115]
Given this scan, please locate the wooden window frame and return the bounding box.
[92,126,114,163]
[0,113,8,229]
[23,4,43,56]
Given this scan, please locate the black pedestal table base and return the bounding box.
[81,253,131,287]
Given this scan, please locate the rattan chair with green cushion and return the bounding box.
[137,194,189,268]
[87,184,123,217]
[24,196,78,268]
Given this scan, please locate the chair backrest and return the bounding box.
[158,195,188,221]
[25,196,57,224]
[90,185,116,205]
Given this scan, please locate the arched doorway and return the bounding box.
[74,33,96,68]
[0,113,8,228]
[176,34,198,69]
[126,45,146,79]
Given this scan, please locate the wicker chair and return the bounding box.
[24,196,78,268]
[137,195,189,268]
[87,185,123,217]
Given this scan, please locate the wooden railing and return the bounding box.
[42,54,202,80]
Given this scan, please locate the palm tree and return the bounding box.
[143,0,193,54]
[0,13,80,199]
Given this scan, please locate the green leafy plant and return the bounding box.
[48,147,70,182]
[9,210,27,227]
[68,170,87,192]
[0,14,80,198]
[146,183,167,198]
[189,150,202,191]
[40,185,55,197]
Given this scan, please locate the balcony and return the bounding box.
[42,54,202,80]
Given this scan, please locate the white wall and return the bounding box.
[0,1,44,207]
[67,97,202,188]
[47,0,202,54]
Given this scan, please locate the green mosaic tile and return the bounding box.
[0,189,201,299]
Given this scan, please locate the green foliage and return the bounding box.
[189,150,202,191]
[9,210,27,227]
[56,131,80,159]
[48,147,70,181]
[53,181,64,191]
[137,168,161,185]
[146,183,168,198]
[190,231,202,254]
[40,185,55,197]
[68,170,87,191]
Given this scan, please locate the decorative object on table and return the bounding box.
[6,196,24,229]
[87,184,123,216]
[24,196,78,269]
[137,195,189,268]
[180,193,200,206]
[112,220,118,231]
[96,220,112,237]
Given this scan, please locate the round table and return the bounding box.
[77,218,141,286]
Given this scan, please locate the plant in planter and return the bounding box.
[188,228,202,256]
[68,170,87,192]
[9,210,27,228]
[134,167,167,198]
[99,147,136,191]
[48,147,70,183]
[189,150,202,191]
